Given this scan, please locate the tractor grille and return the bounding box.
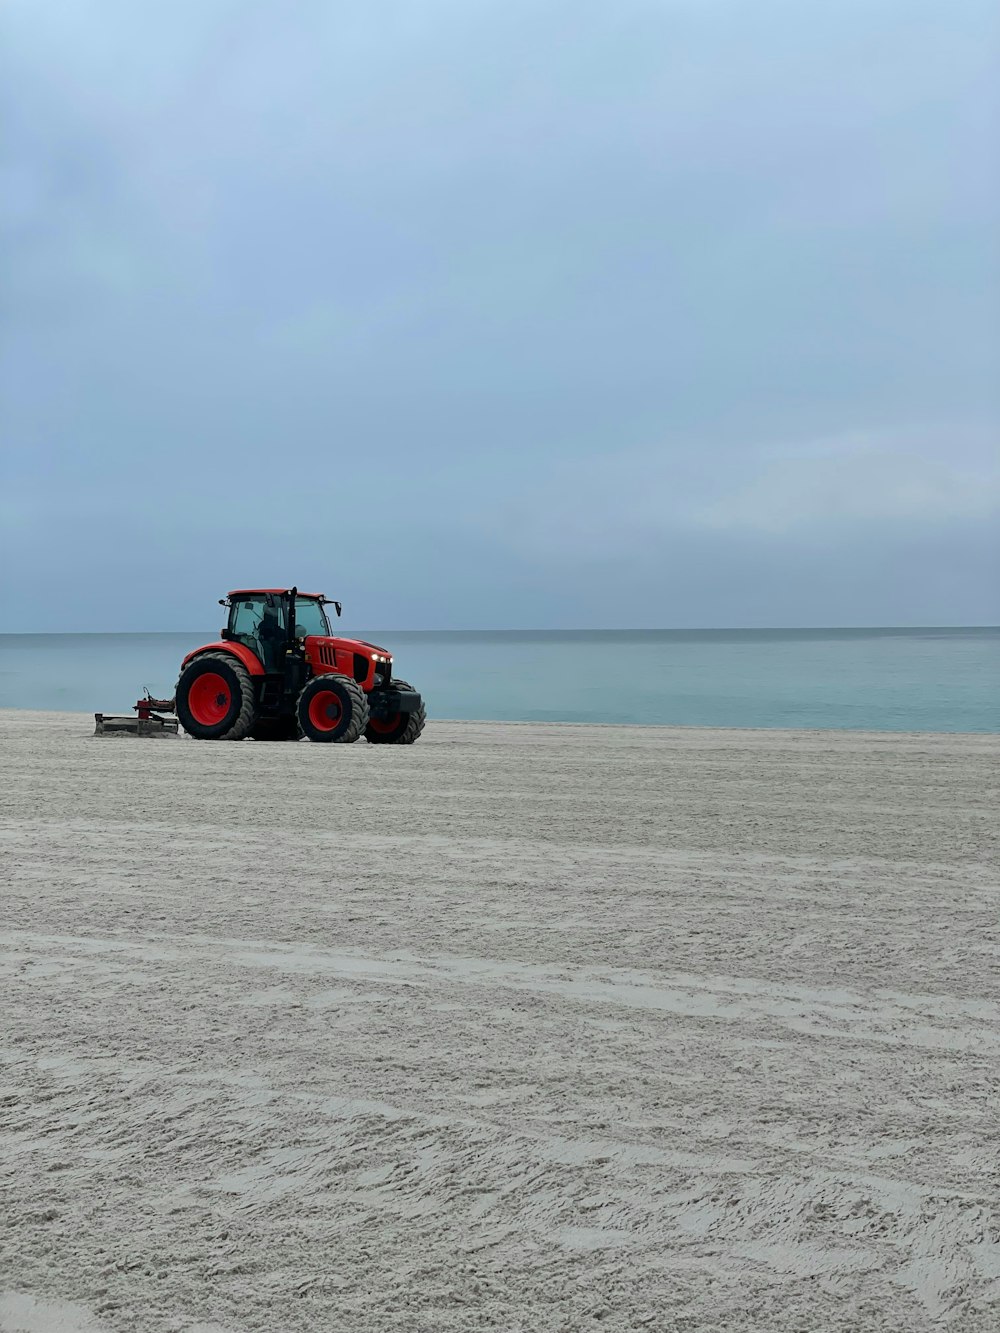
[316,643,338,670]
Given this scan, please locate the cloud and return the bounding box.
[692,427,1000,534]
[1,2,999,628]
[448,425,999,564]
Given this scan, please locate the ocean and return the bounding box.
[0,627,996,732]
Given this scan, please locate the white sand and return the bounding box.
[1,710,997,1333]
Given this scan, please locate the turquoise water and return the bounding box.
[0,628,996,732]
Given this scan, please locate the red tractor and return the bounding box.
[174,587,425,744]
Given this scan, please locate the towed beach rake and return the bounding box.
[94,689,179,737]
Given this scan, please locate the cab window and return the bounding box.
[230,597,274,638]
[293,598,330,638]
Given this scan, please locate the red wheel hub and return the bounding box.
[187,672,232,725]
[308,690,343,732]
[367,714,401,735]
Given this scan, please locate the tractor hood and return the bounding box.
[314,636,392,659]
[302,635,394,692]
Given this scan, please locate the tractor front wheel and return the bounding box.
[297,674,369,743]
[364,680,426,745]
[175,653,257,741]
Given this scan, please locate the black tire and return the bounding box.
[249,717,300,742]
[364,680,426,745]
[297,673,369,743]
[175,652,257,741]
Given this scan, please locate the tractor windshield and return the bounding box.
[293,598,330,638]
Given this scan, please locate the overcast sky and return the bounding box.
[2,0,998,631]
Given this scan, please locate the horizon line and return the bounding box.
[2,624,998,636]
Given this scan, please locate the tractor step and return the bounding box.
[94,713,180,737]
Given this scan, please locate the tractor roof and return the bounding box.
[227,588,325,599]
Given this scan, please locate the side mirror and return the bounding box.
[334,602,342,617]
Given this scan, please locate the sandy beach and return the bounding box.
[1,709,997,1333]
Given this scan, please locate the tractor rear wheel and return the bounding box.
[364,680,426,745]
[297,673,369,743]
[250,717,300,742]
[175,653,257,740]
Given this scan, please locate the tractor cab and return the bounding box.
[223,591,334,672]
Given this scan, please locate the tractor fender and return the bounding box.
[180,642,266,676]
